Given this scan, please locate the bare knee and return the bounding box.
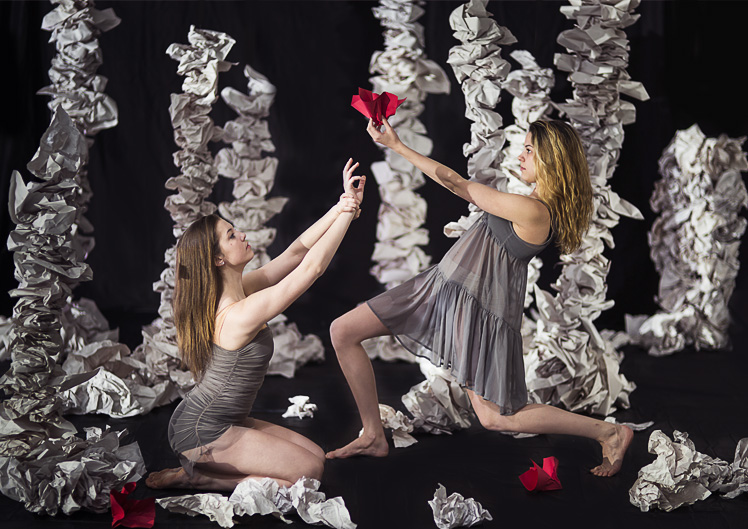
[294,454,324,482]
[329,315,357,353]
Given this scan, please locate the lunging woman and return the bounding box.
[327,119,632,477]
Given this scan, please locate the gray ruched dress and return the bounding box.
[168,326,274,468]
[367,211,551,415]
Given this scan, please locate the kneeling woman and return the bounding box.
[147,159,365,490]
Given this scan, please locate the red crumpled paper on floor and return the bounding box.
[519,456,563,491]
[351,88,406,127]
[110,482,155,528]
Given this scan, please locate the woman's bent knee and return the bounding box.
[295,455,324,482]
[330,316,356,351]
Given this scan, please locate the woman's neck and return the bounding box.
[219,269,245,305]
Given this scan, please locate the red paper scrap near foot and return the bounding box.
[351,88,405,127]
[519,456,562,491]
[111,482,155,528]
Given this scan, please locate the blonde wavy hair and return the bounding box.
[529,120,593,254]
[173,214,223,380]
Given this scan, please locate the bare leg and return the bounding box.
[468,390,633,477]
[146,466,281,491]
[146,422,324,490]
[246,417,325,460]
[326,303,392,459]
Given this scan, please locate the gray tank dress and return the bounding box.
[367,210,551,415]
[168,326,274,469]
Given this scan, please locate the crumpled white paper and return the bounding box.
[282,395,317,419]
[626,125,748,355]
[360,404,418,448]
[522,0,648,415]
[629,430,748,512]
[428,484,492,529]
[364,0,449,362]
[443,0,517,239]
[402,358,473,435]
[215,65,324,376]
[158,476,357,529]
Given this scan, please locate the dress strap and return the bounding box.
[215,302,240,347]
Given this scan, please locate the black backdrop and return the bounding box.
[1,0,747,345]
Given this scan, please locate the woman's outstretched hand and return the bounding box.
[367,117,401,149]
[342,158,366,208]
[335,193,359,215]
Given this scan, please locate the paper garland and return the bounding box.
[362,0,450,362]
[132,26,236,402]
[215,65,324,377]
[522,0,648,416]
[443,0,517,239]
[0,107,146,515]
[626,125,748,355]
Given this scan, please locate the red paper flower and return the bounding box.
[518,456,562,491]
[110,482,155,528]
[351,88,406,127]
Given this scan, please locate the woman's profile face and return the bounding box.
[518,132,537,184]
[214,218,254,268]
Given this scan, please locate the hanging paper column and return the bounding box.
[626,125,748,355]
[215,66,324,377]
[134,27,235,397]
[362,0,450,362]
[0,0,121,362]
[443,0,517,239]
[0,108,146,515]
[500,50,554,337]
[522,0,649,416]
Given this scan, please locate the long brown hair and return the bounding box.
[529,120,593,254]
[173,214,223,379]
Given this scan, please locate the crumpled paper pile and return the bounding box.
[0,426,145,516]
[428,484,492,529]
[0,108,146,515]
[363,0,449,362]
[401,358,473,435]
[522,0,648,416]
[626,125,748,355]
[214,65,324,376]
[157,476,356,529]
[443,0,517,239]
[630,430,748,511]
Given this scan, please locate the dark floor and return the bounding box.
[1,312,748,529]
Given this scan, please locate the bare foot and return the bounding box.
[591,424,634,477]
[326,433,389,459]
[146,467,192,489]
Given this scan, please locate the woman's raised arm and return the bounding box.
[242,159,365,295]
[367,118,546,230]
